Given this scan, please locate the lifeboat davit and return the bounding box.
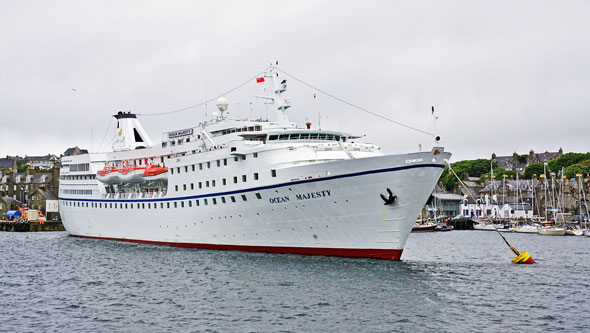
[96,166,122,184]
[119,166,147,184]
[143,165,168,182]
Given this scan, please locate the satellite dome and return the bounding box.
[216,97,229,112]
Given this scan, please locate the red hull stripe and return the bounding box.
[70,234,403,261]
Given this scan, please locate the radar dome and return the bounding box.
[211,111,219,119]
[216,97,229,112]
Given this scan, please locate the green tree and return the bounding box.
[523,163,544,179]
[439,159,496,190]
[564,160,590,179]
[17,163,31,173]
[547,152,590,173]
[517,154,527,164]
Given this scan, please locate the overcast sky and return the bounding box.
[1,1,588,162]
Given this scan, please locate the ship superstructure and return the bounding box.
[59,65,450,260]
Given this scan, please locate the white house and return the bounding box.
[499,203,533,219]
[460,194,501,218]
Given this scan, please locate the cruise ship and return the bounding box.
[58,65,450,260]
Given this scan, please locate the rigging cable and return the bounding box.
[275,67,434,136]
[137,66,270,117]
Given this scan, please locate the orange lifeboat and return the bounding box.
[119,161,147,183]
[143,164,168,182]
[97,165,122,184]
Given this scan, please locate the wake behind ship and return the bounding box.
[58,65,450,260]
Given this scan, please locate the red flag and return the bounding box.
[256,77,265,83]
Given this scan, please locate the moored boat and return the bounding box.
[412,221,437,232]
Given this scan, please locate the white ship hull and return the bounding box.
[60,152,448,260]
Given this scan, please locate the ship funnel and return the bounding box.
[112,111,153,151]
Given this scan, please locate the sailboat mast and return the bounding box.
[544,163,548,221]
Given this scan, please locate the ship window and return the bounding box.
[269,135,278,141]
[175,185,178,192]
[230,196,236,202]
[247,126,254,131]
[212,198,217,205]
[279,134,289,140]
[161,203,164,209]
[99,203,102,208]
[233,176,238,183]
[148,203,151,209]
[175,202,178,208]
[110,203,113,208]
[181,201,184,208]
[290,134,300,140]
[191,183,194,190]
[186,138,190,143]
[217,160,221,167]
[256,193,262,199]
[241,195,247,201]
[177,167,180,173]
[300,134,309,139]
[255,125,262,131]
[236,128,242,132]
[326,135,334,140]
[223,159,227,166]
[212,180,216,187]
[310,134,318,139]
[86,202,88,207]
[177,140,182,145]
[271,169,277,177]
[196,200,200,206]
[207,162,210,168]
[254,173,259,180]
[162,142,167,148]
[223,178,227,185]
[192,165,195,171]
[242,155,246,161]
[318,134,326,140]
[171,141,175,146]
[204,199,208,205]
[199,163,203,170]
[142,203,145,209]
[199,182,202,189]
[206,181,210,187]
[234,157,238,161]
[185,166,188,172]
[114,203,117,208]
[221,197,226,203]
[131,203,134,209]
[183,184,187,191]
[253,152,258,158]
[167,202,170,208]
[125,203,128,209]
[242,175,247,182]
[188,201,192,207]
[134,128,144,142]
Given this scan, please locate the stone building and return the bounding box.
[0,167,59,209]
[491,148,563,171]
[22,154,58,169]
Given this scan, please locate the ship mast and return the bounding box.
[267,63,291,127]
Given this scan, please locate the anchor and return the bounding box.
[380,188,396,205]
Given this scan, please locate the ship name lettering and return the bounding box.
[269,196,290,204]
[295,190,331,201]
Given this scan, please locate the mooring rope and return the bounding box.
[444,159,521,256]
